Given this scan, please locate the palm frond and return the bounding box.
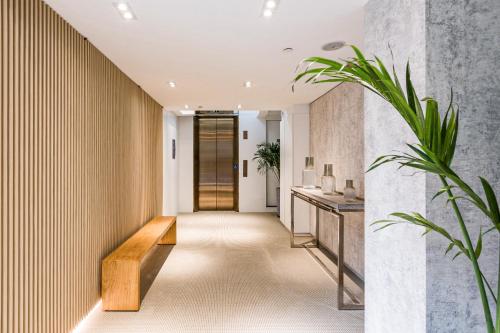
[293,45,499,331]
[252,142,280,182]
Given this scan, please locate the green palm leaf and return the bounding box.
[293,45,499,332]
[252,142,280,182]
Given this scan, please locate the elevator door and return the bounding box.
[195,117,238,211]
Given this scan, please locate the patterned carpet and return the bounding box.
[77,212,364,333]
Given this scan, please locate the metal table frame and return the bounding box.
[291,188,364,310]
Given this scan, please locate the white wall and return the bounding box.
[239,111,274,212]
[178,116,194,213]
[163,112,178,215]
[172,112,278,213]
[266,119,280,207]
[280,105,310,232]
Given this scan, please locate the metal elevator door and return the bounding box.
[195,116,238,211]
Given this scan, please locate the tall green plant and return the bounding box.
[293,46,500,332]
[253,142,280,182]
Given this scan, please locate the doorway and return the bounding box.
[194,114,239,211]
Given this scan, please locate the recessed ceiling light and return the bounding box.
[122,11,134,20]
[114,2,136,20]
[322,41,346,51]
[263,9,273,17]
[116,3,128,11]
[184,104,189,109]
[244,81,252,88]
[265,0,277,9]
[168,81,176,88]
[262,0,279,17]
[237,104,242,109]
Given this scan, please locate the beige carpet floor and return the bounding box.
[78,212,364,333]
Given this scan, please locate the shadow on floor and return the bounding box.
[140,244,174,301]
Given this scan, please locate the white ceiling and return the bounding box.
[44,0,366,111]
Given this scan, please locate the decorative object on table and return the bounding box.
[343,180,356,201]
[252,141,280,216]
[172,139,176,159]
[321,164,335,194]
[294,45,500,332]
[302,157,315,189]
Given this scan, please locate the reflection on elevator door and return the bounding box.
[194,116,239,211]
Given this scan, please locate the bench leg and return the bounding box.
[158,221,176,245]
[102,260,140,311]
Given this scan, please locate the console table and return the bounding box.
[290,186,364,310]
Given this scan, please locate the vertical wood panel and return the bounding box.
[0,0,164,332]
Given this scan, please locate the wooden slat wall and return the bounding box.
[0,0,163,332]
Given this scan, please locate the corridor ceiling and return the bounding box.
[44,0,366,110]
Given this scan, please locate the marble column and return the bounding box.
[364,1,427,332]
[425,0,500,331]
[364,0,500,332]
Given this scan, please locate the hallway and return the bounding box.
[78,213,363,333]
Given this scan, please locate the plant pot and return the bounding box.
[276,186,280,217]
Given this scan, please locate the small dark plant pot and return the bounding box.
[276,187,280,217]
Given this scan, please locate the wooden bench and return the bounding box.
[101,216,177,311]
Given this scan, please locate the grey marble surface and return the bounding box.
[310,83,365,198]
[309,83,365,278]
[364,0,427,332]
[425,0,500,332]
[364,0,500,332]
[292,187,364,212]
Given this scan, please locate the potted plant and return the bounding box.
[294,46,500,332]
[253,142,280,216]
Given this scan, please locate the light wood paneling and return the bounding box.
[159,222,176,245]
[0,0,163,331]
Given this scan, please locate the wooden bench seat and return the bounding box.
[102,216,176,311]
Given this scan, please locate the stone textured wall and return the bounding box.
[364,0,428,332]
[364,0,500,331]
[309,83,365,277]
[310,83,365,198]
[425,0,500,331]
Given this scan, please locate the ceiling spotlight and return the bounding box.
[265,0,277,9]
[116,3,128,11]
[262,0,279,17]
[322,41,346,51]
[184,104,189,109]
[168,81,176,88]
[122,11,134,20]
[114,2,136,20]
[263,9,273,17]
[237,104,242,109]
[244,81,252,88]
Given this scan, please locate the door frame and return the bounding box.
[193,115,239,212]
